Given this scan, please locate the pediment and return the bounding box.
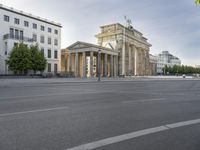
[68,42,91,50]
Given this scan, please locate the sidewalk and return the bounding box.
[0,76,198,88]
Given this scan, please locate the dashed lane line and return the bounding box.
[123,98,166,104]
[0,106,69,117]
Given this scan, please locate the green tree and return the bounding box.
[29,45,47,74]
[196,0,200,4]
[162,64,200,75]
[6,43,47,75]
[181,65,185,74]
[6,43,31,75]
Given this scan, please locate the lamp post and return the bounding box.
[98,49,101,81]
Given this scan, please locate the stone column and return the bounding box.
[96,52,98,77]
[82,52,86,78]
[137,49,141,76]
[128,46,132,76]
[68,52,71,72]
[75,52,79,77]
[90,51,93,77]
[116,55,118,77]
[110,55,114,77]
[97,51,101,79]
[141,49,144,76]
[122,37,126,76]
[64,52,67,74]
[104,53,107,77]
[139,48,143,76]
[134,46,138,76]
[143,49,146,75]
[145,50,149,75]
[101,54,104,76]
[114,55,117,77]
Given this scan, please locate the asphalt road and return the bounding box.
[0,79,200,150]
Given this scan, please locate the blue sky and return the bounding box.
[1,0,200,65]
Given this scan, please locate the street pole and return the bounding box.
[98,49,101,82]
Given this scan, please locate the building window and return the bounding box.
[24,21,29,27]
[41,25,45,31]
[54,64,58,73]
[54,39,58,46]
[48,27,51,33]
[10,28,14,38]
[54,50,58,59]
[33,34,37,42]
[4,15,9,22]
[48,37,51,44]
[20,30,23,40]
[48,63,51,72]
[54,29,58,34]
[41,48,44,55]
[5,42,8,55]
[33,23,37,29]
[40,36,45,43]
[15,29,19,39]
[48,49,51,58]
[14,18,20,24]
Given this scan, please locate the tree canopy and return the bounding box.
[162,65,200,75]
[196,0,200,4]
[6,43,31,74]
[29,45,47,73]
[6,43,47,75]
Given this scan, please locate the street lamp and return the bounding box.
[98,49,101,82]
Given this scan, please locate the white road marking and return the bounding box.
[120,91,194,96]
[0,106,69,117]
[123,98,166,104]
[123,98,200,104]
[166,119,200,128]
[65,118,200,150]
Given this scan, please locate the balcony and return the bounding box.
[3,34,34,43]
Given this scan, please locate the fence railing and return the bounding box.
[3,34,34,43]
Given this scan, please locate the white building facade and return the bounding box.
[156,51,181,74]
[0,4,62,74]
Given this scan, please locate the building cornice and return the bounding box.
[0,4,62,28]
[100,23,143,35]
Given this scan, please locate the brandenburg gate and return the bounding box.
[61,23,152,77]
[96,23,152,76]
